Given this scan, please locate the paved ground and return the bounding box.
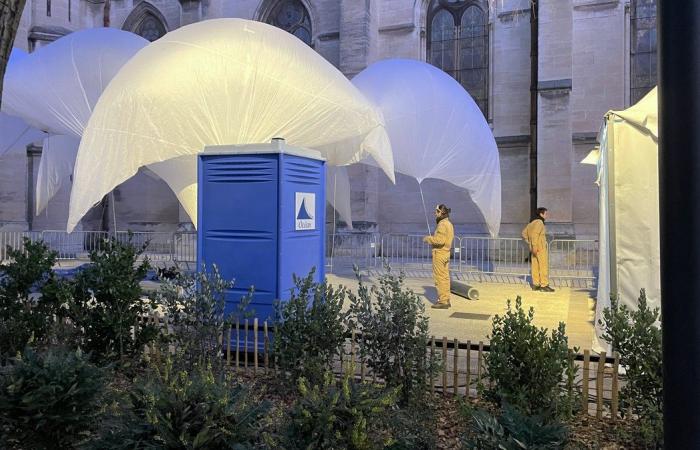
[53,259,596,350]
[326,270,597,351]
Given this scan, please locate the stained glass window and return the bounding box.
[428,1,489,117]
[136,14,167,42]
[266,0,312,46]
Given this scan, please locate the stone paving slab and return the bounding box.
[326,272,596,351]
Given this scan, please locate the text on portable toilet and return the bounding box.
[295,192,316,230]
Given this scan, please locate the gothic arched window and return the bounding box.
[265,0,313,46]
[135,14,167,42]
[122,2,168,42]
[630,0,657,105]
[428,0,489,117]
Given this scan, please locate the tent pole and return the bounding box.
[658,1,700,446]
[110,191,117,234]
[418,181,431,235]
[605,120,618,301]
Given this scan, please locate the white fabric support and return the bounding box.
[351,59,502,236]
[68,19,394,231]
[326,166,353,230]
[35,135,80,215]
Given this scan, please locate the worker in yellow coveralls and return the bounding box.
[423,204,455,309]
[521,207,555,292]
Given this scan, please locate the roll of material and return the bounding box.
[450,280,479,300]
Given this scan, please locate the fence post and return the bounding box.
[582,350,590,414]
[596,351,606,419]
[236,319,240,372]
[452,339,459,396]
[350,330,356,377]
[253,318,259,376]
[611,352,620,421]
[244,319,249,375]
[430,337,436,394]
[264,321,270,374]
[226,325,231,367]
[477,341,484,389]
[466,341,471,397]
[441,336,448,393]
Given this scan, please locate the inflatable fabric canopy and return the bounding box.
[0,49,46,158]
[2,29,148,215]
[350,59,502,237]
[3,28,148,138]
[591,87,659,352]
[69,18,394,231]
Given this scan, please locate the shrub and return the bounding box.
[273,269,348,385]
[463,404,569,450]
[486,297,574,418]
[280,370,399,450]
[347,268,439,405]
[67,235,157,364]
[93,358,268,449]
[599,289,663,448]
[0,347,107,449]
[0,239,61,356]
[153,264,246,371]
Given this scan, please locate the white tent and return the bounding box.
[1,29,148,215]
[591,87,659,352]
[68,18,394,231]
[350,59,501,236]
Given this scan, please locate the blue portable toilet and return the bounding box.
[197,138,326,323]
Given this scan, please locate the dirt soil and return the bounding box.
[237,372,641,450]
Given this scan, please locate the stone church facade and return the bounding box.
[1,0,656,238]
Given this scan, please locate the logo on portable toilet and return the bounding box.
[295,192,315,230]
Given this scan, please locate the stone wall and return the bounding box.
[1,0,641,238]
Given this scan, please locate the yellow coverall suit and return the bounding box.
[521,218,548,287]
[425,218,455,304]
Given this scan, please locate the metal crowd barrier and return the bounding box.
[0,230,599,287]
[548,239,599,287]
[0,231,43,262]
[326,231,378,272]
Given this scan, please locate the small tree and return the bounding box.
[486,297,574,418]
[280,371,399,450]
[0,238,61,356]
[67,235,156,364]
[273,269,348,386]
[599,289,662,448]
[0,347,107,449]
[347,268,439,405]
[153,264,250,371]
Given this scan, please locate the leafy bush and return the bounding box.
[463,404,569,450]
[273,269,348,385]
[599,289,663,448]
[93,358,268,449]
[67,235,157,364]
[0,239,61,356]
[280,371,399,450]
[153,264,246,371]
[486,297,574,418]
[0,347,107,449]
[348,268,439,405]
